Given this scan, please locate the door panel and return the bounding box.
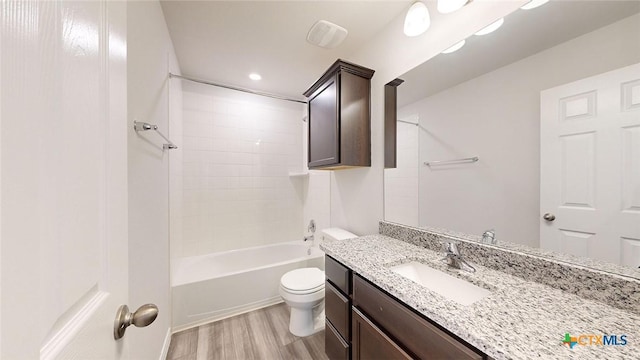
[541,63,640,266]
[1,0,129,358]
[559,132,596,209]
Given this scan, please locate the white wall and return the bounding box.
[384,118,420,227]
[332,1,525,236]
[127,1,181,357]
[397,14,640,247]
[174,82,305,257]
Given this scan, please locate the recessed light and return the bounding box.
[520,0,549,10]
[404,1,431,37]
[249,73,262,81]
[474,18,504,36]
[442,40,465,54]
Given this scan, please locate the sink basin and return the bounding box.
[390,261,491,306]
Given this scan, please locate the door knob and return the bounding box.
[114,304,158,340]
[543,213,556,221]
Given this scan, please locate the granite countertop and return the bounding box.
[320,235,640,360]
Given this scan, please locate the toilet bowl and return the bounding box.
[279,267,325,337]
[280,227,358,337]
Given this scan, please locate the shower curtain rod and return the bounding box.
[169,73,307,105]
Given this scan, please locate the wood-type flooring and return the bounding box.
[167,303,329,360]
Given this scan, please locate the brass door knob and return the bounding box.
[543,213,556,221]
[114,304,158,340]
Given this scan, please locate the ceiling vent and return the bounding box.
[306,20,348,49]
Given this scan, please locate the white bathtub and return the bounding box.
[171,241,325,331]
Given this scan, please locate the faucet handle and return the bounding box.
[444,241,460,256]
[307,219,316,233]
[482,229,496,244]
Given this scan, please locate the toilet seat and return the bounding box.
[280,268,324,294]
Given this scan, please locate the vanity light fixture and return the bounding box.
[442,39,465,54]
[520,0,549,10]
[249,73,262,81]
[474,18,504,36]
[437,0,468,14]
[404,1,431,37]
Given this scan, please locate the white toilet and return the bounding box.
[279,228,357,337]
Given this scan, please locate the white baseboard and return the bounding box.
[172,298,284,333]
[159,327,172,360]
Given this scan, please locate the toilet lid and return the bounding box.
[281,268,324,293]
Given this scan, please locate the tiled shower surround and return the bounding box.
[174,83,305,256]
[380,221,640,314]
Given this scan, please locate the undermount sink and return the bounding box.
[389,261,491,306]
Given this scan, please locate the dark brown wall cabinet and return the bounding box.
[384,78,404,169]
[325,255,488,360]
[304,60,375,170]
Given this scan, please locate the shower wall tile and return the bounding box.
[174,84,304,257]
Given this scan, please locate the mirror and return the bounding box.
[384,1,640,277]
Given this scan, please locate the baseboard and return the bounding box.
[159,327,172,360]
[172,298,284,333]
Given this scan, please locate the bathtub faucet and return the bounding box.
[304,235,314,242]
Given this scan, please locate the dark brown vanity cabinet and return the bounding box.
[325,255,352,360]
[325,255,488,360]
[352,307,412,360]
[304,60,375,170]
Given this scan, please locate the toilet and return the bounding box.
[279,228,357,337]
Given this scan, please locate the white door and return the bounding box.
[1,0,130,358]
[540,63,640,267]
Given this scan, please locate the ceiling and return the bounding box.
[160,0,412,101]
[398,0,640,107]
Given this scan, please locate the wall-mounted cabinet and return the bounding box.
[384,78,404,169]
[304,60,374,170]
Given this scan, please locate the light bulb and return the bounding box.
[437,0,467,14]
[442,40,465,54]
[521,0,549,10]
[404,2,431,37]
[474,18,504,36]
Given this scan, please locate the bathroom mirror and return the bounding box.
[384,0,640,277]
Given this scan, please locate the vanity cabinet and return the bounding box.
[353,275,485,360]
[352,307,412,360]
[304,60,375,170]
[325,255,352,360]
[324,255,488,360]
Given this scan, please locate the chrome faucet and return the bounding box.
[443,242,476,273]
[482,229,496,244]
[304,219,316,242]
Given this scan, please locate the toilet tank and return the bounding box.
[320,228,358,242]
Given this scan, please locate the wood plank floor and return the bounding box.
[167,303,329,360]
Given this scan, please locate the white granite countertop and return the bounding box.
[320,235,640,360]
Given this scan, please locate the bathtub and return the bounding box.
[171,241,325,331]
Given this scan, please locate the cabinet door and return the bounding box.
[308,75,339,168]
[352,307,412,360]
[353,275,484,360]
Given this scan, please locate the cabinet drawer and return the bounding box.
[352,307,412,360]
[325,255,351,295]
[325,319,349,360]
[353,275,484,360]
[325,281,350,340]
